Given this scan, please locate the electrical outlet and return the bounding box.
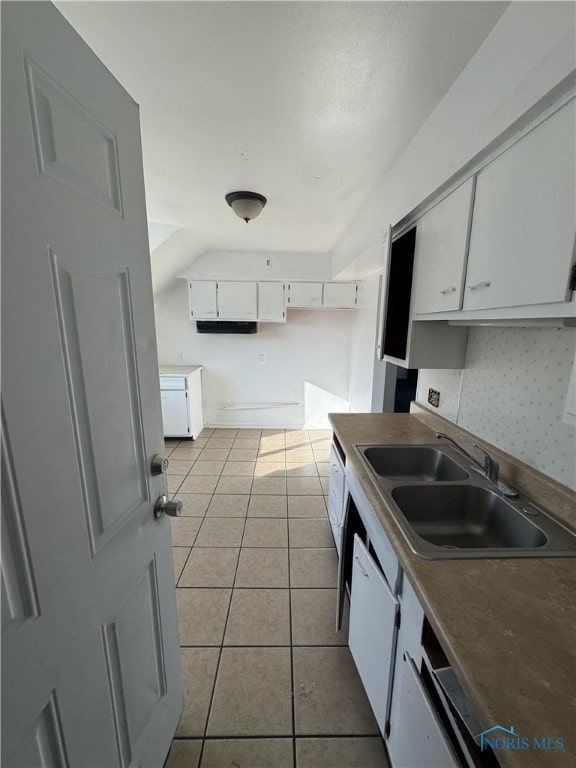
[428,388,440,408]
[258,353,266,364]
[265,257,272,268]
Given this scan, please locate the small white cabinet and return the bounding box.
[159,366,204,438]
[412,178,475,314]
[464,100,575,311]
[323,282,357,308]
[287,282,323,307]
[348,535,399,735]
[188,281,217,319]
[257,282,285,322]
[327,444,345,554]
[216,281,257,320]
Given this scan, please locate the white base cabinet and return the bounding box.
[348,535,399,735]
[159,366,204,438]
[388,653,460,768]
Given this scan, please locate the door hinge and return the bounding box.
[395,610,401,630]
[185,391,188,398]
[569,263,576,292]
[187,427,190,433]
[385,720,391,738]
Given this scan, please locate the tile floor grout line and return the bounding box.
[196,500,249,767]
[286,465,297,768]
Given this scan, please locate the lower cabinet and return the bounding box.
[388,653,460,768]
[348,535,399,735]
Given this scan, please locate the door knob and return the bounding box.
[150,454,169,475]
[154,495,183,519]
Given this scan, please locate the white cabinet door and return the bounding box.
[412,178,475,314]
[161,390,190,437]
[349,535,399,735]
[189,280,217,319]
[464,100,575,310]
[323,282,357,308]
[388,654,459,768]
[258,282,285,321]
[217,281,258,320]
[288,282,323,307]
[327,444,345,554]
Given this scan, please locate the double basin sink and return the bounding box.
[354,444,576,559]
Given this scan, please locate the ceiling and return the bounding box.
[56,1,508,260]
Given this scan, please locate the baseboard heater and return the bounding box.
[196,321,257,334]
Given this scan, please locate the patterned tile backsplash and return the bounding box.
[416,326,576,489]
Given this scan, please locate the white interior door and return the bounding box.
[1,3,182,766]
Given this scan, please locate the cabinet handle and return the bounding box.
[440,286,456,294]
[468,281,491,290]
[354,556,369,578]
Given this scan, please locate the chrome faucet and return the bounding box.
[435,432,500,484]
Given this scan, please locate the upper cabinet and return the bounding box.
[257,282,285,322]
[217,281,257,320]
[287,282,358,308]
[323,282,358,308]
[188,280,357,321]
[287,282,323,307]
[188,280,217,319]
[463,101,575,311]
[411,178,475,315]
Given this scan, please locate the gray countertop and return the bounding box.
[329,410,576,768]
[159,364,203,376]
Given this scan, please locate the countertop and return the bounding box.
[329,410,576,768]
[159,365,203,376]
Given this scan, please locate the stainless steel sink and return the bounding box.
[359,445,469,482]
[391,485,547,550]
[353,443,576,559]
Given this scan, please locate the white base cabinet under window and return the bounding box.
[348,534,399,735]
[159,366,204,439]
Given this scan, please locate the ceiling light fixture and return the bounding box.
[225,191,267,223]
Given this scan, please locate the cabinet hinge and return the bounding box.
[385,720,391,738]
[395,610,401,630]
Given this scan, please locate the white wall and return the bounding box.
[186,250,331,281]
[416,327,576,490]
[155,251,353,428]
[332,1,576,279]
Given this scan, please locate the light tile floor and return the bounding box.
[164,428,389,768]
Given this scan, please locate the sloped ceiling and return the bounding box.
[56,1,508,294]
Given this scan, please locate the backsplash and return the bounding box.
[416,326,576,489]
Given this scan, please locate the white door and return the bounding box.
[189,280,217,318]
[2,4,182,767]
[217,281,258,320]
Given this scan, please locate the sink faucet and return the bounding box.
[435,432,500,484]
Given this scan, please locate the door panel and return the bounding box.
[1,4,182,766]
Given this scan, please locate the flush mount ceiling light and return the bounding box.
[225,191,267,223]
